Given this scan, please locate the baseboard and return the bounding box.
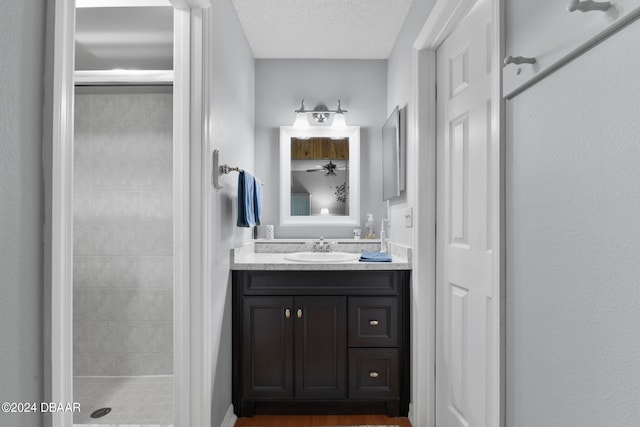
[220,404,237,427]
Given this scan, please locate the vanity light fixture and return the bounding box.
[293,100,310,129]
[293,99,348,128]
[332,100,347,129]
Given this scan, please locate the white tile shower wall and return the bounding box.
[73,91,173,376]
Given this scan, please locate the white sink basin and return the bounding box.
[283,251,360,263]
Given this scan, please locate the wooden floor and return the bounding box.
[234,414,412,427]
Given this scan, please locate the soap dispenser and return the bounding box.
[365,213,376,239]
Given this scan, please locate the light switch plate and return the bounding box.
[405,207,413,227]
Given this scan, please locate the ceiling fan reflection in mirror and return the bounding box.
[306,160,347,176]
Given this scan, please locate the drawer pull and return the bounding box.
[297,308,303,319]
[285,308,291,319]
[369,319,379,326]
[369,371,379,378]
[567,0,611,13]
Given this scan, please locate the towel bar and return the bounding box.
[213,149,243,189]
[212,149,262,189]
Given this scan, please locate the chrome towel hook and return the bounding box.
[504,55,537,66]
[504,55,537,76]
[567,0,612,13]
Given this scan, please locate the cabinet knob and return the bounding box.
[369,371,379,378]
[567,0,611,13]
[369,319,379,326]
[285,308,291,319]
[297,308,303,319]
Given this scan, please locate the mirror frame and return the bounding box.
[280,125,360,226]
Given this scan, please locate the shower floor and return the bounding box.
[73,375,173,426]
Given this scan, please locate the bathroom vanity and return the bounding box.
[231,241,411,417]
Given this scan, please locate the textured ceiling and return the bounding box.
[231,0,414,59]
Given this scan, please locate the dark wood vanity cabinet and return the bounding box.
[232,270,410,417]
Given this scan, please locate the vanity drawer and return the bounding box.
[348,348,399,399]
[348,297,397,347]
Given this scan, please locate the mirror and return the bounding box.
[382,105,405,200]
[280,126,360,226]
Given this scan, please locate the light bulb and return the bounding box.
[293,112,309,129]
[332,112,346,129]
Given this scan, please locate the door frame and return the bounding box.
[410,0,504,426]
[43,1,213,426]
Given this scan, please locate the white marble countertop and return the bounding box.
[230,240,412,271]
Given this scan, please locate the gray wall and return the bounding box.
[385,3,436,425]
[386,0,436,246]
[208,0,255,425]
[0,1,46,426]
[254,59,388,239]
[73,89,173,376]
[506,20,640,427]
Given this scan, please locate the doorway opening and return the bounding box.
[410,0,503,425]
[72,4,175,425]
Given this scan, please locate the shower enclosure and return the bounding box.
[72,87,174,426]
[72,5,175,426]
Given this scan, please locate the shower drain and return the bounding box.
[90,407,112,418]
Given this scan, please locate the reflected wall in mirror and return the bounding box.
[280,126,360,226]
[291,137,349,216]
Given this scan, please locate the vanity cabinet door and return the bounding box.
[504,0,640,97]
[294,296,347,399]
[242,296,294,399]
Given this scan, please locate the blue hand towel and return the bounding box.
[359,251,392,262]
[237,171,257,227]
[253,176,262,226]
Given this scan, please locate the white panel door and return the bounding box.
[436,1,498,427]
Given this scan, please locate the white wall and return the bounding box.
[254,59,387,239]
[207,0,255,425]
[0,1,46,426]
[386,0,436,246]
[506,20,640,427]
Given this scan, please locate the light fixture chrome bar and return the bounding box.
[294,99,348,115]
[293,99,349,128]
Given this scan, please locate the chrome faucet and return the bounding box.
[313,237,331,253]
